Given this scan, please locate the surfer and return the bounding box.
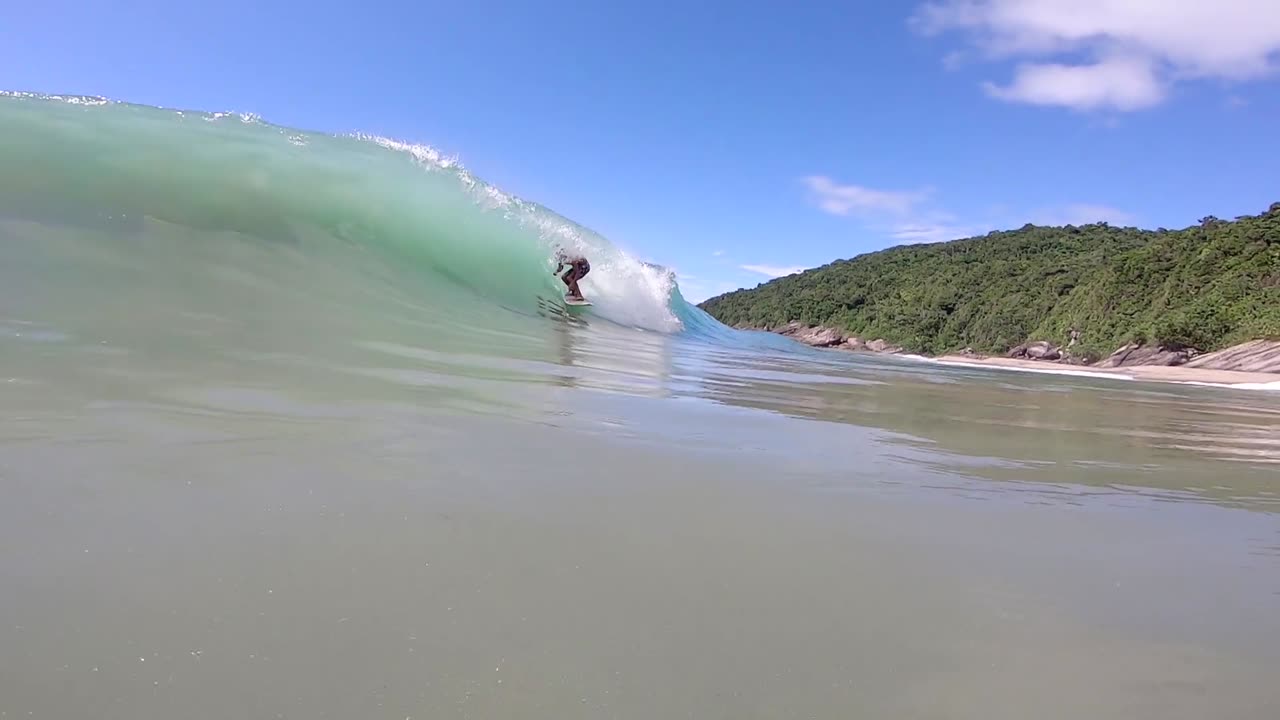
[553,249,590,301]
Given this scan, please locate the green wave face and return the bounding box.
[0,92,710,337]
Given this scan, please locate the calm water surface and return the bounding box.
[3,297,1279,719]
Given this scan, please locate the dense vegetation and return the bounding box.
[699,204,1280,359]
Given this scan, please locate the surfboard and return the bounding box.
[564,296,592,307]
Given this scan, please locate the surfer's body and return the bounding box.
[554,249,590,301]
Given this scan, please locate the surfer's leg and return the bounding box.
[568,261,588,299]
[562,267,584,299]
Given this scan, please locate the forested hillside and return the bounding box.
[698,204,1280,358]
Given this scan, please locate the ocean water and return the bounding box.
[2,93,1279,719]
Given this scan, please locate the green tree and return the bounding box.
[698,204,1280,357]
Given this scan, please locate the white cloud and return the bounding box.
[912,0,1280,110]
[1035,203,1135,226]
[983,56,1165,110]
[800,170,1135,248]
[891,222,976,243]
[712,249,725,257]
[741,264,806,278]
[802,176,927,217]
[803,175,986,243]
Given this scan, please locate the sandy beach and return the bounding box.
[935,354,1280,389]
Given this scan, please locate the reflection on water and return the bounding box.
[297,313,1280,513]
[678,347,1280,511]
[6,284,1280,515]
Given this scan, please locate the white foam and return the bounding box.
[933,358,1135,381]
[1169,380,1280,391]
[356,133,460,170]
[203,110,262,124]
[575,251,683,333]
[0,91,109,106]
[933,358,1280,392]
[1234,381,1280,391]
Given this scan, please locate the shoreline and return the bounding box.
[748,323,1280,391]
[930,354,1280,390]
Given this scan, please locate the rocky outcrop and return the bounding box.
[865,339,903,353]
[764,322,1279,373]
[1096,342,1198,368]
[1184,340,1280,373]
[840,336,902,353]
[1008,341,1062,361]
[766,323,907,354]
[776,322,845,347]
[1004,338,1278,371]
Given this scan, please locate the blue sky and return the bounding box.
[5,0,1279,302]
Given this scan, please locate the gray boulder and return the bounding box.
[866,339,903,354]
[1009,341,1061,361]
[1096,342,1197,368]
[776,322,845,347]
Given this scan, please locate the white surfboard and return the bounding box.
[564,295,592,307]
